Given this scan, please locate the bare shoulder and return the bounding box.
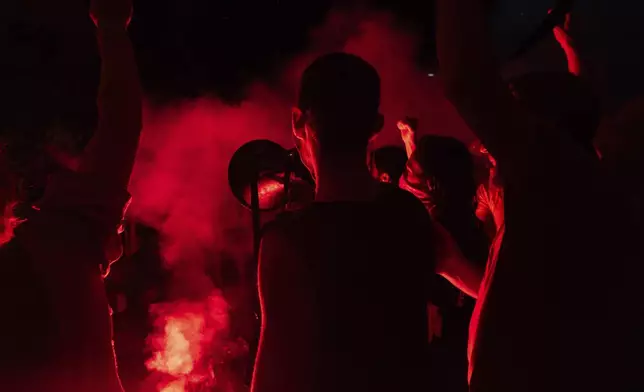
[260,212,300,249]
[258,213,300,277]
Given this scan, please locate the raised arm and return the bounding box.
[397,117,418,159]
[432,219,483,298]
[436,0,540,169]
[553,13,581,76]
[79,0,141,191]
[406,193,483,299]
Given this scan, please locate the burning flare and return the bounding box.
[145,290,244,392]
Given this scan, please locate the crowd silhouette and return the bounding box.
[1,0,642,391]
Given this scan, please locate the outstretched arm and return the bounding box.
[436,0,541,171]
[38,0,141,231]
[408,195,483,298]
[432,219,483,298]
[79,0,141,192]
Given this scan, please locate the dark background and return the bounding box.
[1,0,643,156]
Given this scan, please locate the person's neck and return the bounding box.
[314,154,379,202]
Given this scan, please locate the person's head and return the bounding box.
[508,72,600,154]
[292,53,384,178]
[369,146,407,184]
[416,135,477,211]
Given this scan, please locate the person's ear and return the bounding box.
[292,107,307,141]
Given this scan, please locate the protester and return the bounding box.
[436,1,638,392]
[399,123,489,270]
[252,52,481,392]
[0,0,141,390]
[398,123,489,392]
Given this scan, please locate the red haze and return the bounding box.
[126,8,471,391]
[129,10,471,268]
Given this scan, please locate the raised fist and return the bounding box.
[90,0,133,28]
[397,117,418,158]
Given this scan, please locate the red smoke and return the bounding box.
[127,8,471,392]
[143,290,246,392]
[284,11,472,146]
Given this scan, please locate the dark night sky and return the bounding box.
[2,0,557,102]
[127,0,553,100]
[1,0,643,152]
[130,0,430,100]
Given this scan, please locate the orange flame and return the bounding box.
[160,379,186,392]
[147,314,204,377]
[145,291,240,392]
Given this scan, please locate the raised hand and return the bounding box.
[90,0,133,28]
[397,117,418,158]
[552,13,580,76]
[80,0,141,193]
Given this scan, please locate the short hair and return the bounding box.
[297,53,381,152]
[415,135,477,207]
[509,72,600,151]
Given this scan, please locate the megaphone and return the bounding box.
[227,139,314,262]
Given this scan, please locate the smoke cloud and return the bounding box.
[129,7,470,265]
[127,7,471,391]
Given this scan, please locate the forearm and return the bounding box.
[403,140,415,159]
[431,218,483,298]
[554,28,581,76]
[79,25,142,190]
[437,257,483,299]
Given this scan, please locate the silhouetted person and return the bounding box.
[0,0,141,391]
[252,53,480,392]
[400,131,489,392]
[400,130,489,278]
[437,2,639,391]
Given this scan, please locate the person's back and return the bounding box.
[251,53,453,392]
[255,184,433,391]
[467,130,633,391]
[436,3,639,389]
